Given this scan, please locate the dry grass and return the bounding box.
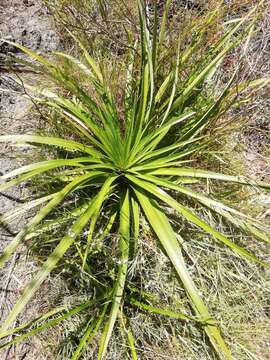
[42,2,269,358]
[0,0,269,359]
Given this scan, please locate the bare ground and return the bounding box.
[0,1,269,359]
[0,1,59,358]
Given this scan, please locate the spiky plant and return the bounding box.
[0,1,269,359]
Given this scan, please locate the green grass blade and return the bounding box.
[127,326,138,360]
[138,0,154,123]
[36,91,109,148]
[0,306,65,340]
[160,38,181,125]
[134,188,232,359]
[25,203,90,241]
[129,297,197,322]
[149,168,270,189]
[137,173,266,226]
[130,196,140,258]
[119,312,138,360]
[129,176,269,268]
[134,136,203,165]
[0,301,96,348]
[71,304,108,360]
[128,112,196,168]
[0,39,105,116]
[0,135,101,158]
[158,0,172,48]
[141,174,269,243]
[0,38,53,69]
[66,30,104,83]
[125,41,137,127]
[0,194,54,223]
[180,70,237,141]
[98,189,130,359]
[96,209,118,245]
[228,77,270,97]
[129,159,193,173]
[0,172,102,269]
[1,158,90,180]
[172,4,262,111]
[173,42,235,111]
[1,197,98,331]
[155,73,172,104]
[83,176,118,268]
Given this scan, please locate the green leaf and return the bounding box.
[129,297,198,322]
[1,158,90,180]
[0,135,101,158]
[98,189,130,359]
[149,168,270,189]
[0,194,54,223]
[0,172,102,268]
[1,197,98,331]
[130,196,140,258]
[136,173,269,243]
[119,311,138,360]
[82,176,118,268]
[0,300,97,348]
[71,304,108,360]
[133,188,232,359]
[129,176,269,268]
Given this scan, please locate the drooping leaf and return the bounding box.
[134,188,232,359]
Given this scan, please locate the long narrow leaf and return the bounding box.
[0,172,103,268]
[149,168,270,189]
[1,197,98,331]
[134,188,232,359]
[129,176,269,267]
[0,135,101,158]
[98,189,130,359]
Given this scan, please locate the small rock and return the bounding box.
[9,98,16,104]
[23,0,35,6]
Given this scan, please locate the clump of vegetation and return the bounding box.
[0,1,269,359]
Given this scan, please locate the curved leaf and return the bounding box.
[98,189,130,359]
[0,135,101,158]
[134,188,232,360]
[0,172,103,268]
[129,176,269,268]
[1,196,98,331]
[149,168,270,189]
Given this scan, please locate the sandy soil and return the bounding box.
[0,1,58,358]
[0,1,269,359]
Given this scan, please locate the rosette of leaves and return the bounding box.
[0,0,269,359]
